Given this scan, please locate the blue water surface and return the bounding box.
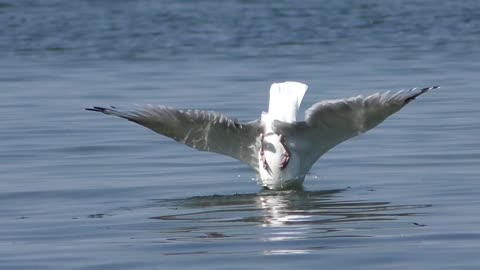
[1,1,479,269]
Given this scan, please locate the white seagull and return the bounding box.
[86,82,438,189]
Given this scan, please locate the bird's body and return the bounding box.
[86,82,438,189]
[257,82,308,189]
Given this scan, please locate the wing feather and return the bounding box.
[272,86,439,171]
[86,105,262,170]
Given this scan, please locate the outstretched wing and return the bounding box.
[86,105,262,170]
[272,86,439,171]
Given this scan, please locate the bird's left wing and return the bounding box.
[272,86,439,171]
[86,105,262,170]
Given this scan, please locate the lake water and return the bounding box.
[1,0,480,269]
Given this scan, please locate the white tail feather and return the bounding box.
[268,81,308,123]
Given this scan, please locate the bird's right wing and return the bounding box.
[272,86,439,170]
[86,105,262,170]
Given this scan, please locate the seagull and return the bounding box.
[86,81,439,189]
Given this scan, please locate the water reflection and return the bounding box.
[150,188,431,249]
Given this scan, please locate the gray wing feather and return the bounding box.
[86,105,262,170]
[273,86,439,171]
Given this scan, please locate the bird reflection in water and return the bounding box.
[150,188,430,254]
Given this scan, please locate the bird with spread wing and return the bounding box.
[86,81,439,189]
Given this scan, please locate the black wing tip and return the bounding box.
[85,106,107,113]
[85,106,118,113]
[420,85,440,92]
[405,85,440,104]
